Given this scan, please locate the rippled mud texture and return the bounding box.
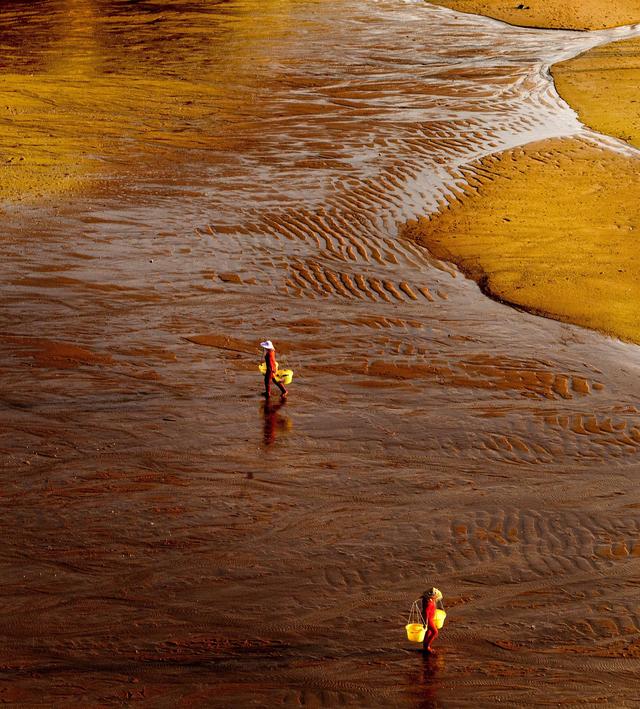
[404,138,640,344]
[4,0,640,706]
[429,0,640,30]
[554,36,640,150]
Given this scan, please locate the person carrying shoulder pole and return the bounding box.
[261,340,288,399]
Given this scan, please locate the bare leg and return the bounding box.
[273,376,288,398]
[424,626,438,652]
[263,373,271,398]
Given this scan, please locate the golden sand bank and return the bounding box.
[553,36,640,150]
[411,5,640,346]
[403,138,640,343]
[429,0,640,30]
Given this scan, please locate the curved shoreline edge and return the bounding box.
[404,3,640,345]
[426,3,640,154]
[553,36,640,152]
[404,137,640,346]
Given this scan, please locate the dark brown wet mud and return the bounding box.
[2,1,640,706]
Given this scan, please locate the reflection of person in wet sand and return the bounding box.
[421,587,444,654]
[415,650,443,708]
[262,399,289,446]
[261,340,288,399]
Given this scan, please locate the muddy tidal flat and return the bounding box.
[2,1,640,706]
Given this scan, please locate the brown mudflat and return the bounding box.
[2,1,640,707]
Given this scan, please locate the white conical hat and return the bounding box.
[260,340,275,350]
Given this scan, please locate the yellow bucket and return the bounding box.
[259,363,293,384]
[405,623,426,643]
[435,609,446,629]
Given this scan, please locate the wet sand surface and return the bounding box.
[3,1,640,706]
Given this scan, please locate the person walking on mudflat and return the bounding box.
[261,340,288,399]
[421,587,444,654]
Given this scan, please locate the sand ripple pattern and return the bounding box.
[4,1,640,706]
[195,2,640,317]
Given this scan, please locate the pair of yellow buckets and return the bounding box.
[405,600,446,642]
[259,362,294,385]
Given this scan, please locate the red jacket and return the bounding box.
[265,349,277,374]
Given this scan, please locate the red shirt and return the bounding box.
[422,597,436,628]
[265,349,277,373]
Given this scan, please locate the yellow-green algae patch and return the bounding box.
[0,75,229,202]
[0,88,97,201]
[403,138,640,344]
[553,36,640,150]
[0,0,302,202]
[428,0,640,30]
